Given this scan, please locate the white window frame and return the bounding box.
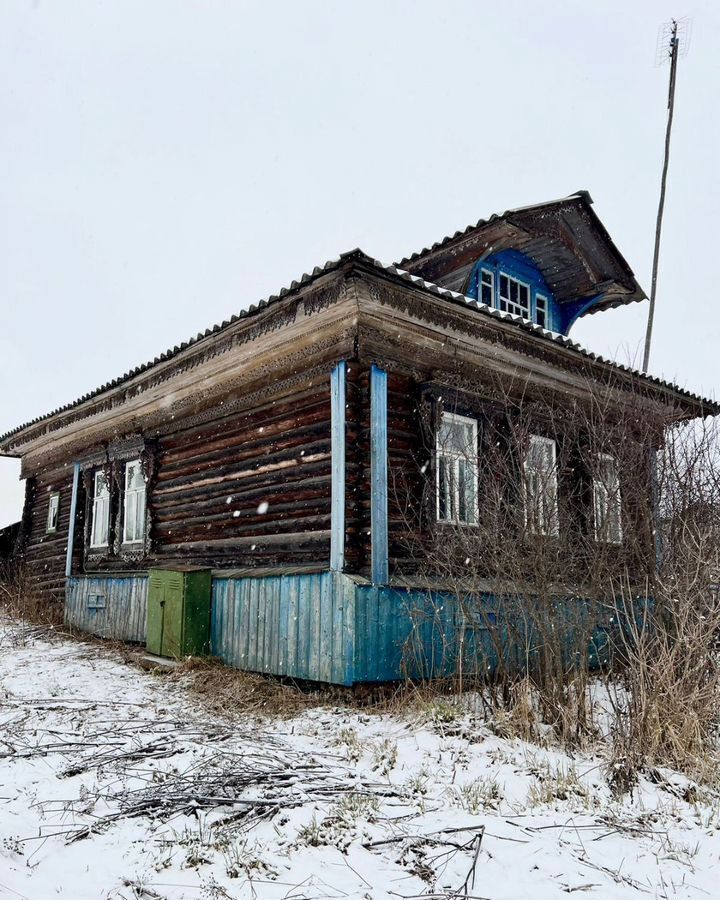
[46,493,60,534]
[535,293,548,329]
[498,272,531,318]
[90,469,111,549]
[122,458,146,545]
[479,268,494,307]
[593,452,623,544]
[523,435,559,536]
[435,412,479,526]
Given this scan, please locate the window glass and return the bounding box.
[123,459,147,544]
[536,294,548,329]
[46,493,60,533]
[594,453,622,543]
[90,470,111,548]
[498,273,531,317]
[524,435,558,536]
[436,413,478,526]
[480,269,494,306]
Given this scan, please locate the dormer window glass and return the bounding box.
[536,294,548,329]
[480,269,494,306]
[498,274,530,318]
[469,254,555,331]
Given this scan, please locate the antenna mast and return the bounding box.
[642,18,689,374]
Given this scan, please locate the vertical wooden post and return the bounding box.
[330,361,346,572]
[65,462,80,578]
[370,364,389,585]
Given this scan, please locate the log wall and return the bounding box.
[150,383,332,569]
[17,466,75,607]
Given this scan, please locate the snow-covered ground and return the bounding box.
[1,619,719,900]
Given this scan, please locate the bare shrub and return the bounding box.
[392,367,720,772]
[605,421,720,787]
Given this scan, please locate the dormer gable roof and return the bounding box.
[395,191,646,318]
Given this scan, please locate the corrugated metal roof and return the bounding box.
[0,246,716,450]
[395,191,594,268]
[393,191,646,316]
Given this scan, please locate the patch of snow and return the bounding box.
[0,619,718,899]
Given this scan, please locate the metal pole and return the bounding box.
[642,21,680,374]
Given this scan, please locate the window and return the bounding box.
[123,459,146,544]
[46,493,60,533]
[536,294,548,329]
[524,435,559,536]
[480,269,494,306]
[90,470,111,548]
[593,453,622,544]
[87,593,106,610]
[498,273,530,318]
[436,412,478,525]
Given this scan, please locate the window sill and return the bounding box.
[435,519,479,529]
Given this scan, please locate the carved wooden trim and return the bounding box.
[10,275,354,453]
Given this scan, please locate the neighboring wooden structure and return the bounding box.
[0,521,20,563]
[1,193,717,682]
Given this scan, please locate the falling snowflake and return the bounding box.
[257,501,269,515]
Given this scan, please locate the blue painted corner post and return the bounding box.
[65,462,81,578]
[330,361,347,572]
[370,364,389,585]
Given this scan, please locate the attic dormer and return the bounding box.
[396,192,646,337]
[466,249,558,331]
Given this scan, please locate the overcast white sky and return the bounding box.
[1,0,719,527]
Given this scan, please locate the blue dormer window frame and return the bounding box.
[468,250,557,332]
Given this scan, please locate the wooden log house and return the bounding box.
[1,192,717,683]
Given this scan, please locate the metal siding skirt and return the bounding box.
[65,576,148,643]
[211,572,357,686]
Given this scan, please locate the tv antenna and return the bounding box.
[642,18,691,374]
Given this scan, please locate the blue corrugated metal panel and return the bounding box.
[353,586,646,683]
[66,573,637,685]
[370,364,388,585]
[65,575,148,642]
[211,572,356,685]
[330,361,346,572]
[354,585,458,682]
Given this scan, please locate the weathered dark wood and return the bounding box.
[16,466,75,606]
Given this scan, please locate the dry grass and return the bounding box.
[168,655,328,719]
[0,563,64,627]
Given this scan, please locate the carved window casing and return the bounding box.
[79,438,156,566]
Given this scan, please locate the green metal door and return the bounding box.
[146,571,167,656]
[146,568,211,659]
[182,570,212,656]
[161,572,185,658]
